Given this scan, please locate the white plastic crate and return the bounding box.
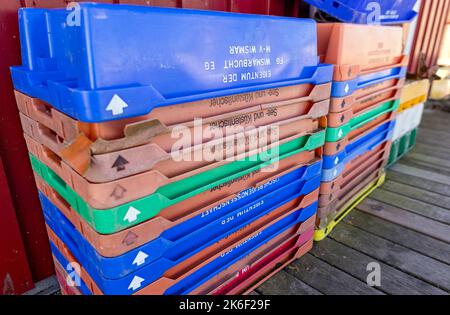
[392,103,424,141]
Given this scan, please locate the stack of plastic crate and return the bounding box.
[389,80,430,166]
[11,3,333,295]
[313,24,408,241]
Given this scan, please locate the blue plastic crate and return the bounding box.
[40,171,319,294]
[41,171,319,283]
[11,3,333,122]
[305,0,418,24]
[321,120,395,182]
[39,160,321,279]
[331,67,407,98]
[46,199,317,295]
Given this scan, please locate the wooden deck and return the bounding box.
[256,107,450,295]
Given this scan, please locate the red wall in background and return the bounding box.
[0,157,34,294]
[0,0,54,294]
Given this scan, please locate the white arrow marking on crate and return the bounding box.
[128,276,145,291]
[133,251,149,266]
[124,206,141,223]
[344,84,350,94]
[106,94,128,116]
[338,129,344,138]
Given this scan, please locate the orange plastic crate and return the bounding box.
[317,23,407,82]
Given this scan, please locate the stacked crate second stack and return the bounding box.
[11,3,333,295]
[314,23,408,240]
[303,0,419,24]
[389,80,430,166]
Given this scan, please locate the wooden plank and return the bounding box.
[416,132,450,148]
[412,148,450,162]
[417,130,450,143]
[330,222,450,291]
[399,154,450,178]
[421,111,450,124]
[390,163,450,186]
[286,254,384,295]
[420,117,450,126]
[399,158,450,177]
[382,180,450,210]
[421,111,450,121]
[0,157,34,295]
[311,238,448,295]
[386,170,450,196]
[358,198,450,244]
[420,114,450,125]
[413,143,450,160]
[345,210,450,264]
[419,121,450,133]
[255,270,322,295]
[407,152,450,170]
[416,128,450,140]
[371,189,450,224]
[422,109,450,119]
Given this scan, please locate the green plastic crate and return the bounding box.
[388,128,417,167]
[31,131,326,234]
[326,99,400,142]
